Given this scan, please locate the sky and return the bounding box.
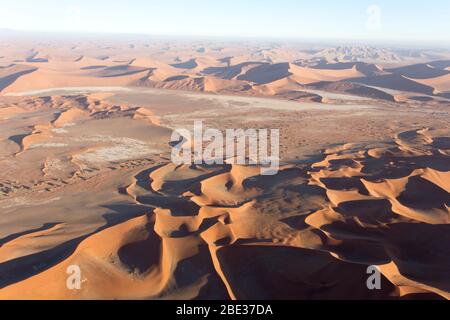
[0,0,449,43]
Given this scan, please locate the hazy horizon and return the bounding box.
[1,28,450,51]
[0,0,449,44]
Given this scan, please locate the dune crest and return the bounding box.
[2,41,449,104]
[1,127,448,300]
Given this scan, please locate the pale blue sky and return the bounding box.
[0,0,449,43]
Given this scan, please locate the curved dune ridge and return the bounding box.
[0,127,448,300]
[1,42,450,103]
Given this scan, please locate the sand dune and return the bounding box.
[203,77,251,93]
[312,61,385,77]
[0,64,38,91]
[0,123,448,299]
[0,38,449,300]
[171,58,198,70]
[387,63,450,79]
[411,73,450,92]
[86,65,150,78]
[349,74,436,96]
[290,64,366,85]
[202,62,366,87]
[0,41,448,103]
[1,66,151,94]
[141,75,205,91]
[428,60,450,69]
[236,62,292,85]
[308,81,396,101]
[202,62,266,80]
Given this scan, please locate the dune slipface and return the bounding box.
[0,34,449,301]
